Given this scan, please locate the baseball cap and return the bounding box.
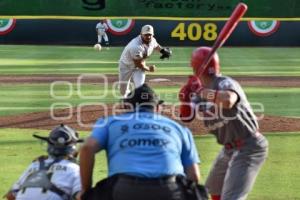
[123,84,164,108]
[141,25,154,35]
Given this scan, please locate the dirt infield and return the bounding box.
[1,75,300,87]
[0,75,299,133]
[0,104,299,134]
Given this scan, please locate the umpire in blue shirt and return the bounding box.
[79,84,203,200]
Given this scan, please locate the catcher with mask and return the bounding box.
[4,124,83,200]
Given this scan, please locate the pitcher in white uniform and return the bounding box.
[118,25,164,97]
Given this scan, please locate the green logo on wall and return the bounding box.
[0,19,16,35]
[106,19,135,35]
[248,20,280,37]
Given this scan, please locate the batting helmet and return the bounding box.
[191,47,220,77]
[33,124,83,157]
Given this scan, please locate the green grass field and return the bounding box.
[0,45,300,199]
[0,84,300,117]
[0,45,300,76]
[1,129,300,200]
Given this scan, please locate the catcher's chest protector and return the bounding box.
[20,158,70,200]
[21,169,53,190]
[21,159,57,190]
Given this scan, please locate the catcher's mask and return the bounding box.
[123,84,164,109]
[191,46,220,77]
[33,124,84,157]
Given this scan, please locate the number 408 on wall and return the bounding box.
[171,22,218,41]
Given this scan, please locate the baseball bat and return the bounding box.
[196,3,248,77]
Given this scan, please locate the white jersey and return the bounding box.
[119,35,159,67]
[96,22,108,35]
[11,157,81,200]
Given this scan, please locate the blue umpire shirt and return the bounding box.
[91,107,200,178]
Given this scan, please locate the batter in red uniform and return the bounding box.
[178,47,268,200]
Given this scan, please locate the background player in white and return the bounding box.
[118,24,171,97]
[4,124,83,200]
[178,47,268,200]
[96,20,109,47]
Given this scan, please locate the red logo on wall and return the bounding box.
[105,19,135,36]
[0,19,16,35]
[248,20,280,37]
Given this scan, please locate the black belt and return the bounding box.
[116,174,177,184]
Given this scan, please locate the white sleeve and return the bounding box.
[129,46,144,60]
[152,38,160,50]
[70,165,81,195]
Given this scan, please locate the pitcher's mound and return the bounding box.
[149,78,171,83]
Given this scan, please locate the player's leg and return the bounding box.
[103,33,109,46]
[97,34,102,44]
[221,136,268,200]
[132,68,145,88]
[118,64,134,97]
[205,148,232,200]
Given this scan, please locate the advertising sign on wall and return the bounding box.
[106,19,135,35]
[0,0,299,18]
[248,21,281,37]
[0,19,299,46]
[0,19,16,35]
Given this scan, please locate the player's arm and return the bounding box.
[178,76,203,122]
[133,59,155,72]
[155,44,163,52]
[3,191,16,200]
[184,164,201,183]
[153,39,172,59]
[130,47,155,72]
[154,42,172,60]
[104,23,109,31]
[3,162,36,200]
[181,127,201,183]
[79,137,101,193]
[198,89,238,109]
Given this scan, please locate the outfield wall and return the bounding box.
[0,0,299,18]
[0,19,299,46]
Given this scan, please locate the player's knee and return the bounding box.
[119,85,128,97]
[211,194,221,200]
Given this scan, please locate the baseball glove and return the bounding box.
[160,47,172,59]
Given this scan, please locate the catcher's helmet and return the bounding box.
[33,124,83,157]
[191,47,220,77]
